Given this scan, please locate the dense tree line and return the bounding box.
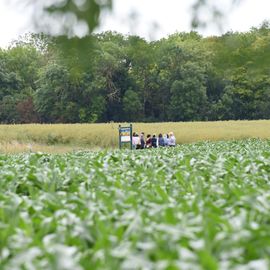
[1,23,270,123]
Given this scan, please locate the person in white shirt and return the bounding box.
[132,132,141,149]
[168,132,176,147]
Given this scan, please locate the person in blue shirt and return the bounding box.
[158,133,165,147]
[163,134,169,146]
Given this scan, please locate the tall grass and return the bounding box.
[1,120,270,151]
[0,142,91,154]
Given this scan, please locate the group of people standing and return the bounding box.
[132,132,176,149]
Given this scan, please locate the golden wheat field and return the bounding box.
[1,120,270,153]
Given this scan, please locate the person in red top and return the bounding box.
[145,134,152,148]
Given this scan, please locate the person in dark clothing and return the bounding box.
[146,134,152,148]
[151,134,157,148]
[158,133,165,147]
[140,132,145,149]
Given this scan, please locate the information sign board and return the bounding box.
[119,124,132,149]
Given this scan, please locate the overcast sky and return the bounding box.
[0,0,269,48]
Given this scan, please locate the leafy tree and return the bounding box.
[2,23,270,123]
[125,36,157,119]
[123,89,142,121]
[34,64,74,123]
[0,95,20,123]
[0,45,43,123]
[169,62,208,121]
[16,97,39,123]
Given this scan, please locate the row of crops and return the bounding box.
[1,139,270,269]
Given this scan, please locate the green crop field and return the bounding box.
[1,139,270,269]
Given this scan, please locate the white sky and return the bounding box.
[0,0,269,48]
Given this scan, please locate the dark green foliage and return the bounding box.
[123,89,142,121]
[169,62,207,121]
[1,23,270,123]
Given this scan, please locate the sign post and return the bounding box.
[119,124,133,150]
